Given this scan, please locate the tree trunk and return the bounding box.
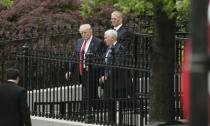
[149,1,176,123]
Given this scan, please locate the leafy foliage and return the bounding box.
[161,0,176,19]
[0,0,147,39]
[80,0,113,16]
[0,0,13,8]
[80,0,190,32]
[176,0,190,32]
[114,0,153,16]
[0,0,82,38]
[0,0,190,39]
[81,0,189,17]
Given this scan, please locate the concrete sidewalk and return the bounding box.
[31,116,101,126]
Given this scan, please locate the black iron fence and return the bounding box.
[0,30,188,126]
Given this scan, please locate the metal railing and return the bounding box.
[0,30,187,126]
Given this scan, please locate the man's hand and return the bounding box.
[65,72,71,80]
[99,75,107,85]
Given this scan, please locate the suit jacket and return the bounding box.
[102,43,132,98]
[0,81,32,126]
[68,36,104,84]
[115,25,132,50]
[68,36,104,99]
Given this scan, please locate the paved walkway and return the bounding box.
[31,116,101,126]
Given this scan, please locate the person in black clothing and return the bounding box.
[0,68,32,126]
[65,24,104,100]
[99,29,131,125]
[111,11,132,49]
[65,24,104,122]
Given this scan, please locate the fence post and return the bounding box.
[84,53,94,123]
[110,47,116,125]
[0,51,5,83]
[22,45,29,90]
[133,34,139,98]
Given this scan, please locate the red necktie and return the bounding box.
[79,40,87,75]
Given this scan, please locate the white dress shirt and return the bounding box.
[82,35,93,68]
[7,79,18,84]
[84,35,93,53]
[114,24,122,31]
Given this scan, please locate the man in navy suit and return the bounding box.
[65,24,104,79]
[111,11,132,50]
[99,29,128,98]
[0,68,32,126]
[99,29,131,125]
[65,24,104,122]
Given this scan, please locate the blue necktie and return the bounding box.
[105,48,112,64]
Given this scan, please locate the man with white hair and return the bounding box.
[111,11,132,49]
[99,29,130,125]
[99,29,127,97]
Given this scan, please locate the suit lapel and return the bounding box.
[113,43,120,53]
[86,37,95,53]
[117,26,123,32]
[77,39,84,52]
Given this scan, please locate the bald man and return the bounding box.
[111,11,132,50]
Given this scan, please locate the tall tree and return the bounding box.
[149,0,176,123]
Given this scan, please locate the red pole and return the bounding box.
[181,39,191,120]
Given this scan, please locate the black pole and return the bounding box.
[190,0,209,125]
[22,45,29,89]
[0,52,5,82]
[85,53,94,123]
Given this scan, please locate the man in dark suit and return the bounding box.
[0,68,32,126]
[65,24,104,122]
[99,29,131,125]
[111,11,132,50]
[66,24,104,79]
